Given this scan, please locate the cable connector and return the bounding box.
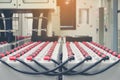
[44,56,51,61]
[69,56,75,61]
[102,56,109,60]
[86,56,92,60]
[6,51,10,55]
[27,56,33,61]
[9,56,16,60]
[0,53,5,58]
[117,54,120,59]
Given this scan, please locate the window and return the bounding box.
[79,8,89,24]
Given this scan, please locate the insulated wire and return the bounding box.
[82,60,120,76]
[65,58,104,75]
[16,59,39,72]
[0,58,119,76]
[0,57,73,75]
[32,59,49,71]
[50,58,87,75]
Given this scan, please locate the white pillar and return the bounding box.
[47,10,53,37]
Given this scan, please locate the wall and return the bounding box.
[118,0,120,30]
[53,0,100,42]
[52,0,115,50]
[118,0,120,53]
[16,0,117,52]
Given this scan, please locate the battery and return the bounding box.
[0,41,61,80]
[0,41,120,80]
[62,42,120,80]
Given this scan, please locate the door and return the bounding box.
[58,0,76,30]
